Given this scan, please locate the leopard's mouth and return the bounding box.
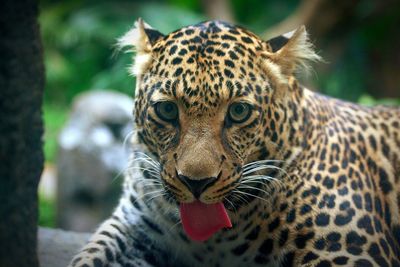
[157,169,272,241]
[157,164,271,211]
[175,170,221,201]
[154,170,235,242]
[179,200,232,241]
[159,169,237,204]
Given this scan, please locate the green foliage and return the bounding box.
[43,104,68,162]
[358,94,400,107]
[232,0,297,32]
[38,194,56,227]
[40,1,205,104]
[40,1,138,103]
[318,45,367,102]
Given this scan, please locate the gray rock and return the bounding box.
[57,90,134,231]
[38,227,91,267]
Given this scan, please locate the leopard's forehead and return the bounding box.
[143,21,269,114]
[153,21,264,54]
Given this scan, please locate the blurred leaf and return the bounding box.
[358,94,400,107]
[38,194,56,227]
[167,0,202,13]
[43,104,69,163]
[139,3,206,33]
[232,0,297,32]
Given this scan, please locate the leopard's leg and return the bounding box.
[68,216,163,267]
[67,194,178,267]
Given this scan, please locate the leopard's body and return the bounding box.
[69,20,400,267]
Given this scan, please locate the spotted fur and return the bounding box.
[69,19,400,267]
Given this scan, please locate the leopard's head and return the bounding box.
[119,19,319,205]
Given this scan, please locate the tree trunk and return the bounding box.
[0,0,44,266]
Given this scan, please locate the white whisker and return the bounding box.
[223,197,237,214]
[122,129,136,152]
[168,219,182,232]
[145,191,168,203]
[243,159,283,169]
[232,193,249,206]
[232,189,270,203]
[236,184,270,196]
[129,157,161,170]
[243,174,281,183]
[126,166,160,175]
[243,165,287,176]
[134,151,160,164]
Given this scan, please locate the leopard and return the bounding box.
[69,19,400,267]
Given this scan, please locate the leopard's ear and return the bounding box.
[265,26,321,76]
[117,18,164,76]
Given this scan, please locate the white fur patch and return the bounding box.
[117,19,153,77]
[276,26,321,74]
[261,26,321,95]
[131,54,152,76]
[263,58,287,85]
[282,29,296,39]
[117,19,153,51]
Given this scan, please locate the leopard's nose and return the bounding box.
[177,174,218,199]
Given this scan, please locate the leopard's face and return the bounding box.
[137,25,269,204]
[120,20,319,204]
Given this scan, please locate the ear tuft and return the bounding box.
[117,18,162,76]
[117,18,152,54]
[269,26,321,75]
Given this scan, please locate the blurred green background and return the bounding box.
[39,0,400,227]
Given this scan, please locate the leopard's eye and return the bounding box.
[154,101,179,122]
[228,102,252,123]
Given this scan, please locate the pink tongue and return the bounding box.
[180,201,232,242]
